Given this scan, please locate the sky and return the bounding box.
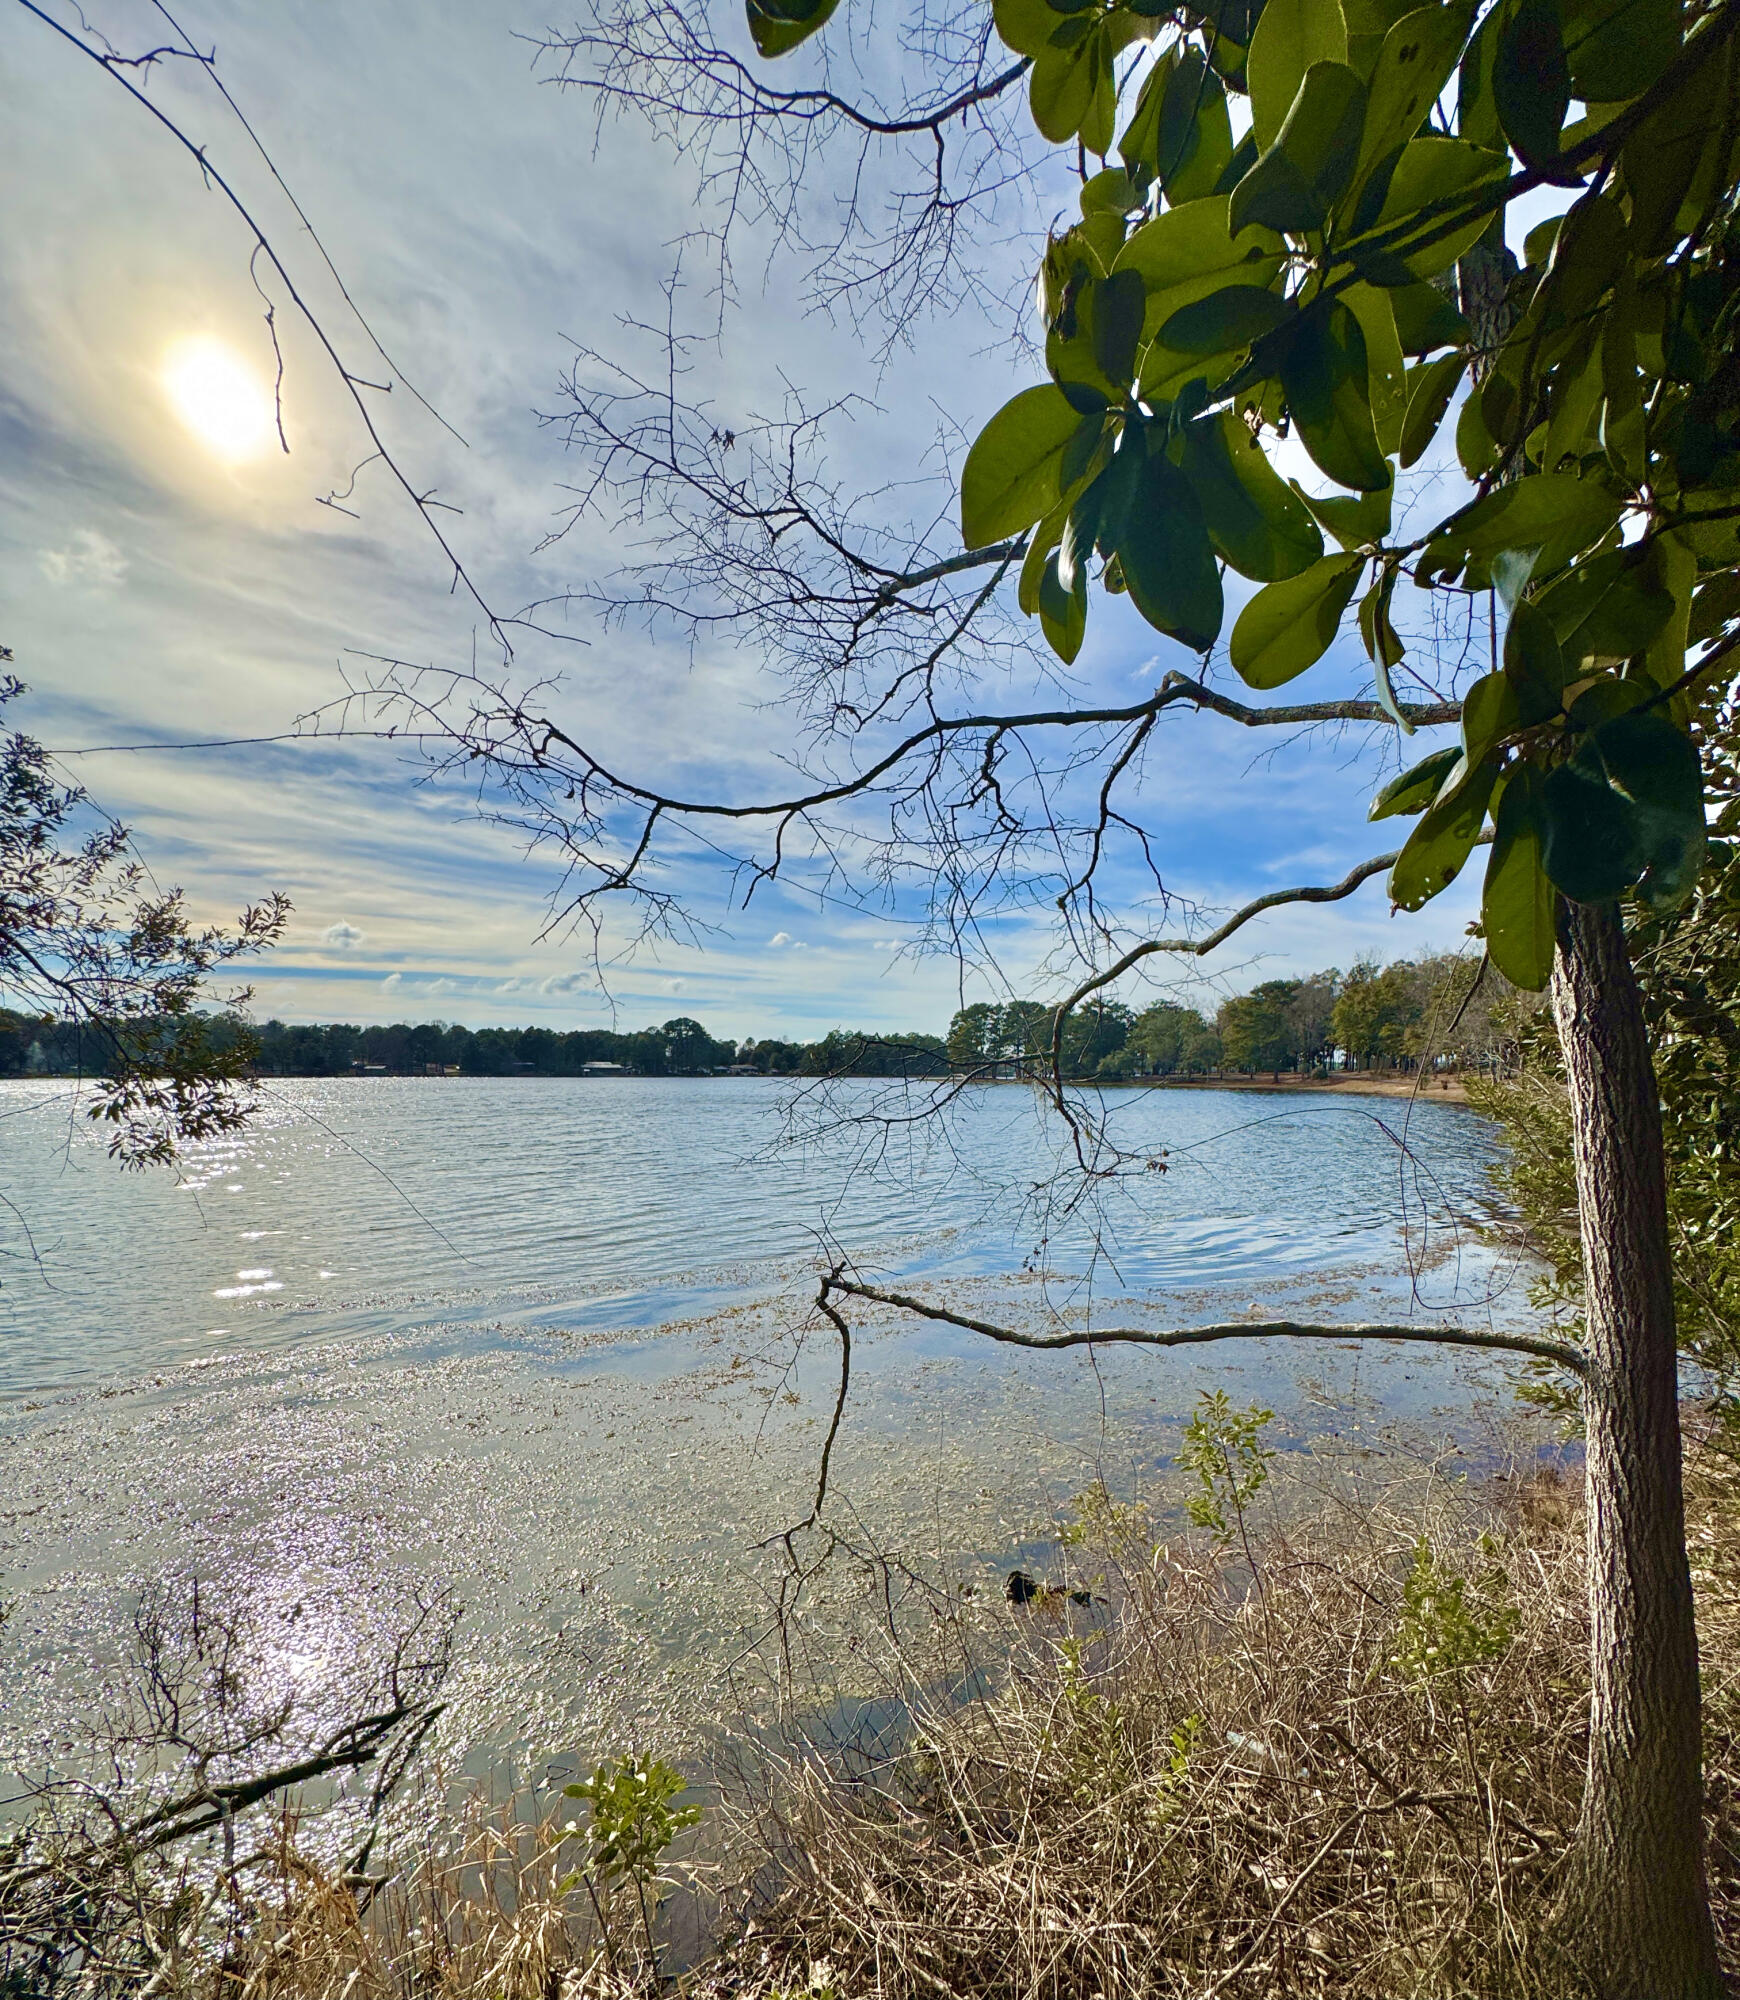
[3,0,1505,1043]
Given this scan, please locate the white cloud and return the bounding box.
[541,971,590,995]
[381,972,402,990]
[427,976,454,994]
[767,931,792,947]
[324,921,364,948]
[494,977,526,994]
[39,527,127,591]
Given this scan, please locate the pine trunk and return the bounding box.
[1549,896,1722,1996]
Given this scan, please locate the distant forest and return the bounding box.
[0,951,1532,1084]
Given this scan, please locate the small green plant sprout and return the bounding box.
[1146,1711,1201,1829]
[1390,1541,1521,1680]
[1177,1391,1276,1546]
[557,1753,701,1970]
[1051,1634,1131,1800]
[560,1752,700,1884]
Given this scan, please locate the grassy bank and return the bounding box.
[8,1412,1738,1997]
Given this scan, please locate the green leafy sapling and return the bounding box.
[557,1753,701,1974]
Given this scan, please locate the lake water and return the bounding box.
[0,1076,1545,1822]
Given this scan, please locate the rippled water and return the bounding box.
[0,1076,1542,1809]
[1,1076,1515,1394]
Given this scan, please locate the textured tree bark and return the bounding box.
[1549,897,1722,1997]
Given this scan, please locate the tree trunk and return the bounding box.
[1549,897,1722,1996]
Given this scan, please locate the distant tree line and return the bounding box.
[1,955,1535,1086]
[945,954,1536,1081]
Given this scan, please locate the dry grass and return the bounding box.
[10,1430,1740,1998]
[708,1437,1740,2000]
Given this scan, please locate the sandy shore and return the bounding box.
[1126,1073,1472,1105]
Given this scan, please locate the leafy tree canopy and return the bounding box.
[751,0,1740,987]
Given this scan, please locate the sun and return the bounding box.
[162,337,276,460]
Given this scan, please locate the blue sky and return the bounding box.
[3,0,1503,1041]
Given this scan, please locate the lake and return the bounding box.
[0,1076,1542,1810]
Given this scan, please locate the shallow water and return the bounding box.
[0,1077,1543,1814]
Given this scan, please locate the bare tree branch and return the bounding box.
[824,1273,1589,1377]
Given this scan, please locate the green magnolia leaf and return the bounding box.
[961,384,1087,549]
[1616,30,1731,250]
[993,0,1069,56]
[1279,300,1391,492]
[1229,550,1364,686]
[1343,281,1406,455]
[1229,60,1369,235]
[1482,767,1558,988]
[1092,268,1147,385]
[1390,754,1499,909]
[1214,128,1262,194]
[1118,51,1172,188]
[1503,600,1567,721]
[1560,0,1680,105]
[746,0,842,58]
[1490,544,1543,612]
[1370,743,1462,817]
[1639,533,1695,705]
[1117,453,1224,651]
[1158,285,1292,355]
[1081,167,1139,216]
[1081,34,1118,157]
[1039,549,1089,663]
[1158,49,1236,202]
[1019,502,1070,615]
[1457,7,1504,150]
[1351,2,1475,221]
[1358,568,1412,729]
[1494,0,1571,175]
[1461,668,1522,765]
[1456,379,1502,479]
[1362,137,1509,280]
[1539,193,1627,326]
[1416,473,1626,587]
[1598,708,1706,909]
[1058,478,1102,593]
[1030,33,1099,144]
[1247,0,1350,150]
[1539,546,1676,666]
[1541,747,1646,901]
[1059,406,1112,493]
[1566,674,1656,730]
[1292,469,1392,548]
[1540,330,1606,469]
[1400,352,1466,467]
[1117,197,1284,334]
[1182,410,1325,580]
[1118,198,1286,397]
[1389,282,1471,355]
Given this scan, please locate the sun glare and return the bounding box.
[163,338,276,460]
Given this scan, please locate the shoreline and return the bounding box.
[1120,1072,1471,1104]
